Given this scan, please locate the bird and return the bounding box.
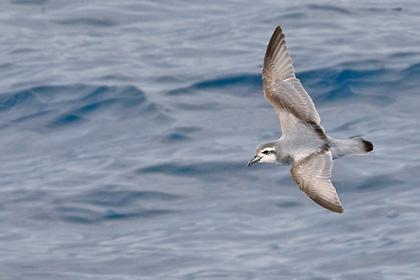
[247,26,374,213]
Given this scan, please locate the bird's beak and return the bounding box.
[247,155,261,166]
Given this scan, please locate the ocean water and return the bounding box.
[0,0,419,279]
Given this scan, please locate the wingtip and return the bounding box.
[324,202,344,213]
[273,26,284,37]
[312,198,344,213]
[263,25,296,83]
[325,203,343,213]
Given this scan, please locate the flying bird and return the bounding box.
[248,26,374,213]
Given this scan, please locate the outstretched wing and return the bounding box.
[263,26,322,135]
[290,146,343,213]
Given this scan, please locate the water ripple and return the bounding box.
[167,74,261,96]
[54,18,117,27]
[137,161,246,179]
[0,84,171,131]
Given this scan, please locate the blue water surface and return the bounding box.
[0,0,419,279]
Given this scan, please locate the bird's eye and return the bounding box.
[262,150,270,155]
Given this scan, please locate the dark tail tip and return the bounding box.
[363,139,374,152]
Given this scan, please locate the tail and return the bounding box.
[328,137,374,159]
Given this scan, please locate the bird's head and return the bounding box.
[248,142,277,166]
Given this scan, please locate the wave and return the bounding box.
[167,74,261,96]
[0,84,171,131]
